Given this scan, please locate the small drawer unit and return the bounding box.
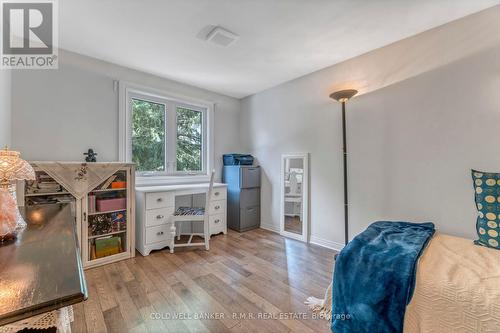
[223,165,261,232]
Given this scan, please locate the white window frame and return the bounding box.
[119,81,214,185]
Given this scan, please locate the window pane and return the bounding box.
[176,107,202,172]
[131,98,166,172]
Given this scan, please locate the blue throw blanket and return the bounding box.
[331,221,435,333]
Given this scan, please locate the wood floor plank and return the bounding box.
[171,281,233,332]
[220,258,253,278]
[172,269,240,329]
[71,301,88,333]
[87,267,118,312]
[103,264,145,330]
[126,259,157,294]
[194,273,289,333]
[73,228,335,333]
[103,306,128,333]
[116,260,135,282]
[234,270,330,332]
[140,254,212,332]
[146,291,191,333]
[82,273,108,333]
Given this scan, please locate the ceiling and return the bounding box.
[59,0,500,98]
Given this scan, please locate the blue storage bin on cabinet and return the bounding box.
[223,154,254,166]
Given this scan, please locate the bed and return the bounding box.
[307,230,500,333]
[404,233,500,333]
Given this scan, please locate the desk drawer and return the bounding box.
[146,192,174,210]
[146,207,174,227]
[146,224,174,244]
[209,200,226,215]
[209,214,225,234]
[211,188,227,201]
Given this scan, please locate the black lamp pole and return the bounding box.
[329,89,358,245]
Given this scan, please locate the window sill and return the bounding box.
[135,174,212,187]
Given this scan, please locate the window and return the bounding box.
[176,107,203,172]
[131,98,166,172]
[120,83,213,181]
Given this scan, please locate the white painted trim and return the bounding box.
[310,235,345,252]
[136,174,211,187]
[280,153,309,243]
[260,222,280,233]
[118,81,215,185]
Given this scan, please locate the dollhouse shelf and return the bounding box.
[20,163,135,269]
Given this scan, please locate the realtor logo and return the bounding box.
[1,0,58,69]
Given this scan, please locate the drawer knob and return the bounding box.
[214,192,220,196]
[156,215,164,219]
[214,219,220,224]
[215,205,220,210]
[157,198,163,202]
[157,231,164,235]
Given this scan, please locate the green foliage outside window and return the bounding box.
[131,99,165,172]
[176,107,202,172]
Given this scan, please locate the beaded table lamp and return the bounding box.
[0,147,35,242]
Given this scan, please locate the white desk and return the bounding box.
[135,183,227,256]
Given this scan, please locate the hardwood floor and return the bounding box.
[72,228,336,333]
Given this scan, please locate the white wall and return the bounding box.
[241,7,500,248]
[348,46,500,240]
[11,50,242,181]
[0,71,11,147]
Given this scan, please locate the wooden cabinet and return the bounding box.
[19,162,135,269]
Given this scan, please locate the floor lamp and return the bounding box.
[329,89,358,246]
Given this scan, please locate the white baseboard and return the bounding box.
[260,221,344,252]
[259,222,280,233]
[310,235,344,252]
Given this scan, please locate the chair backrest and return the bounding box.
[204,170,216,211]
[203,170,215,239]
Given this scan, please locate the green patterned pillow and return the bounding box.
[472,169,500,249]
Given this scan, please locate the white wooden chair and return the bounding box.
[171,170,215,251]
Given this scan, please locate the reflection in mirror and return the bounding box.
[284,158,304,235]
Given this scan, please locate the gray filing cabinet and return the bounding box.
[223,165,261,232]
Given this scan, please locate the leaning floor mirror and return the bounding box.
[280,153,309,242]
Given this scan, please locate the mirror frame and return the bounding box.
[280,153,309,242]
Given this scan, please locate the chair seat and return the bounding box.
[174,207,205,216]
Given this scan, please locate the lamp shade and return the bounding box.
[0,148,35,185]
[0,148,34,242]
[329,89,358,103]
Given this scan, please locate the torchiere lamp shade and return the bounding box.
[329,89,358,103]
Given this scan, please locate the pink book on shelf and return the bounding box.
[96,198,126,212]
